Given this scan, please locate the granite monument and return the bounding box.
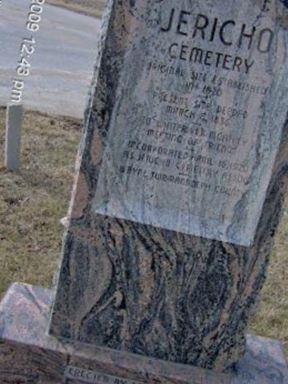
[1,0,288,383]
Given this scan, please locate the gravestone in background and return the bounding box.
[1,0,288,383]
[50,0,288,372]
[5,104,23,171]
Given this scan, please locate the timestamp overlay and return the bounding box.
[10,0,45,104]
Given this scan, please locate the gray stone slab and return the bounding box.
[93,0,288,247]
[1,283,287,383]
[5,104,23,171]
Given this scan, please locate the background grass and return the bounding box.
[46,0,106,18]
[0,107,81,293]
[0,107,287,356]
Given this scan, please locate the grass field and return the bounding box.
[0,107,287,355]
[0,107,81,294]
[46,0,105,18]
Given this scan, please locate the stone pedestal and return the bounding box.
[0,283,287,384]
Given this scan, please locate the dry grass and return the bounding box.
[46,0,105,18]
[0,106,287,356]
[0,107,81,294]
[249,214,288,352]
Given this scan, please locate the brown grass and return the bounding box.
[0,106,287,356]
[249,213,288,351]
[46,0,105,18]
[0,107,81,294]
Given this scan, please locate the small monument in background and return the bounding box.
[1,0,288,383]
[5,104,23,171]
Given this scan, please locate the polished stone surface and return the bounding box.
[93,1,288,247]
[1,283,287,383]
[49,0,288,371]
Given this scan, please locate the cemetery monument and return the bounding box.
[1,0,288,382]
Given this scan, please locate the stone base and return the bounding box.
[0,283,287,384]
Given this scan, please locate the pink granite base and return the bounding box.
[0,283,287,384]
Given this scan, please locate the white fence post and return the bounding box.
[5,104,23,171]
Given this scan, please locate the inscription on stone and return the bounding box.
[65,366,143,384]
[93,0,288,246]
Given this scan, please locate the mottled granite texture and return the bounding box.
[49,0,288,372]
[1,283,287,383]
